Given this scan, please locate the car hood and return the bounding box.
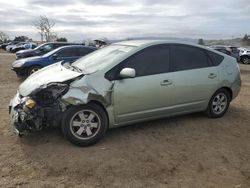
[12,56,45,67]
[18,63,83,96]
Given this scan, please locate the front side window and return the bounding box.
[40,44,53,52]
[106,44,170,80]
[120,44,170,77]
[171,44,209,71]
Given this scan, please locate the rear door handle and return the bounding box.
[161,79,173,86]
[208,73,217,79]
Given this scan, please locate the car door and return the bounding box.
[167,44,220,113]
[110,44,175,123]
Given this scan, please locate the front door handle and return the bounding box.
[208,73,217,79]
[161,79,173,86]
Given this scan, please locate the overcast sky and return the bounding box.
[0,0,249,41]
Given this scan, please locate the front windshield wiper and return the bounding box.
[71,65,83,73]
[64,64,84,73]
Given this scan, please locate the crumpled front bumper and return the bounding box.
[9,93,23,135]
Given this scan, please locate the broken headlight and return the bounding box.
[32,83,69,107]
[25,98,36,109]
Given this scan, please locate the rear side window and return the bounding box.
[207,51,224,66]
[120,44,170,77]
[171,44,209,71]
[77,48,95,56]
[57,48,78,57]
[54,43,64,48]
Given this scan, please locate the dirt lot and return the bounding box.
[0,51,249,188]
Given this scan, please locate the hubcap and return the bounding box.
[70,110,101,140]
[212,93,227,114]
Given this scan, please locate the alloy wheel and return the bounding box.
[69,110,101,140]
[212,93,228,115]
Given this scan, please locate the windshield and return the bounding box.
[72,44,135,73]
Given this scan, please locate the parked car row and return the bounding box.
[209,45,250,64]
[1,41,37,53]
[9,40,241,146]
[12,45,96,77]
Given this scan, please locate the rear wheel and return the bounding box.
[27,65,42,76]
[206,88,231,118]
[61,103,108,146]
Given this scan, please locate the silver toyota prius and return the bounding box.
[9,40,241,146]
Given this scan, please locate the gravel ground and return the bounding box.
[0,51,249,188]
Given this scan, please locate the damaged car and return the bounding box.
[9,40,241,146]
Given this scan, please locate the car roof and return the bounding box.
[55,45,96,51]
[115,39,209,50]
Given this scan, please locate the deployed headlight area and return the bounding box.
[31,83,69,107]
[12,83,69,133]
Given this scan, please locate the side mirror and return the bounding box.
[119,68,136,79]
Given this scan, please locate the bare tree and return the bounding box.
[33,15,55,42]
[0,31,9,42]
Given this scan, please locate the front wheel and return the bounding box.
[27,65,42,76]
[61,103,108,146]
[241,56,250,64]
[206,88,231,118]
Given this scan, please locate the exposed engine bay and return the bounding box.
[11,82,70,133]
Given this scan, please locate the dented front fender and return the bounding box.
[61,74,114,106]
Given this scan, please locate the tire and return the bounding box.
[27,65,42,76]
[206,88,231,118]
[241,56,250,64]
[61,103,108,146]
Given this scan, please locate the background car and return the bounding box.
[4,41,20,51]
[0,42,12,50]
[12,45,96,77]
[239,47,250,64]
[210,45,240,61]
[15,42,83,60]
[9,41,241,146]
[10,42,37,53]
[228,46,240,60]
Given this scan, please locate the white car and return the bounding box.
[6,42,28,52]
[239,47,250,64]
[11,42,37,53]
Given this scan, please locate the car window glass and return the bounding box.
[54,44,65,48]
[120,45,170,77]
[171,44,209,71]
[77,48,94,56]
[24,44,29,48]
[207,50,224,66]
[40,44,53,52]
[57,48,78,57]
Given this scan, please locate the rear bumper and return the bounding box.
[231,74,241,100]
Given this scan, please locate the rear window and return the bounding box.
[207,51,224,66]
